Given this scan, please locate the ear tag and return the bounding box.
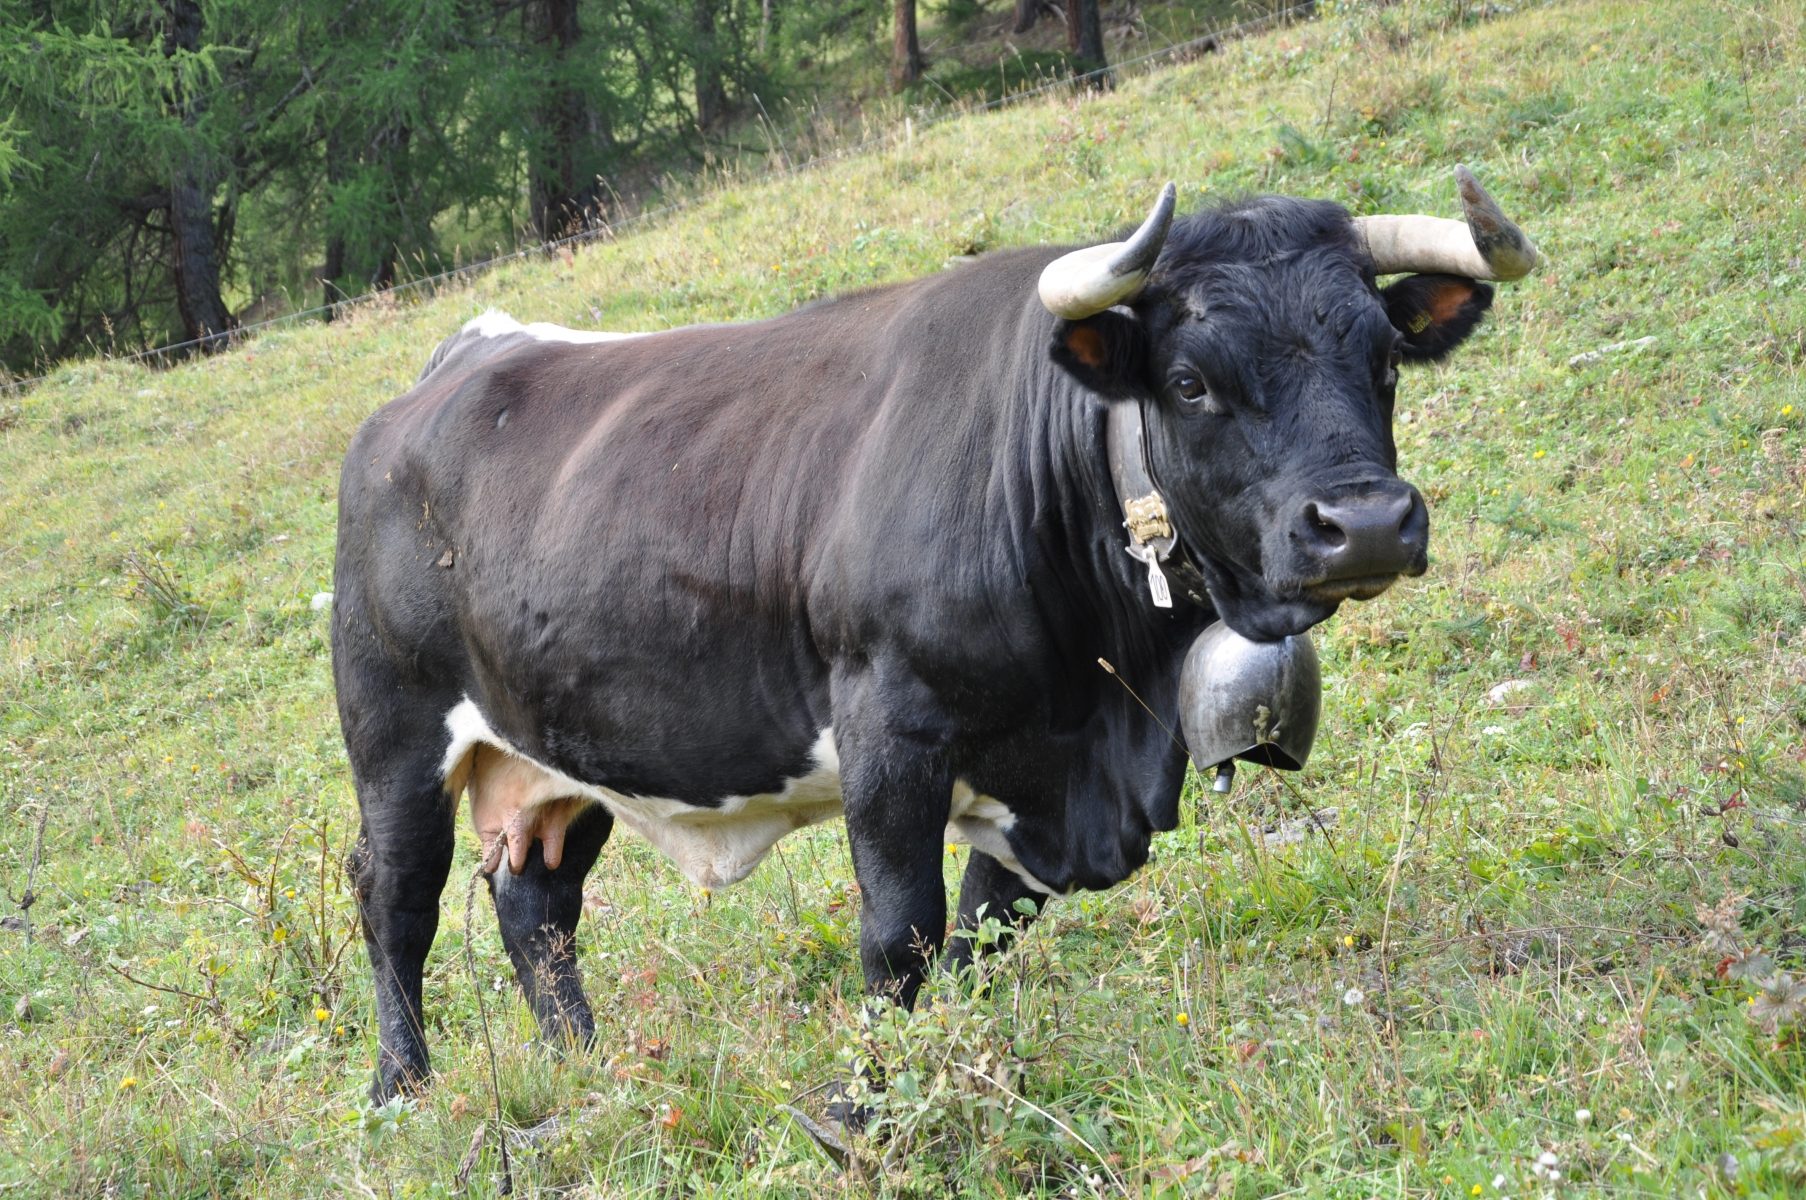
[1126,543,1174,608]
[1147,560,1173,608]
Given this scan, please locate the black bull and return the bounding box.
[332,185,1529,1100]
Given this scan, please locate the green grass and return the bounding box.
[3,0,1805,1194]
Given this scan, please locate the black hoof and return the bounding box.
[782,1103,853,1167]
[371,1061,430,1104]
[822,1081,875,1133]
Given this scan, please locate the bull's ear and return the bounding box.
[1382,273,1495,363]
[1050,311,1148,399]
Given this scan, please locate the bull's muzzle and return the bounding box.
[1288,483,1429,601]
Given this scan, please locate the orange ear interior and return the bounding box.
[1422,277,1481,324]
[1384,273,1493,362]
[1063,323,1107,368]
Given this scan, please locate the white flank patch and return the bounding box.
[441,700,842,889]
[463,309,643,346]
[440,697,1061,895]
[949,781,1068,896]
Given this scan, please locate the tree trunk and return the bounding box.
[167,172,233,346]
[161,0,235,348]
[694,0,729,131]
[374,121,411,285]
[320,234,345,316]
[892,0,923,90]
[528,0,592,241]
[321,124,349,316]
[1064,0,1111,89]
[372,243,398,290]
[1011,0,1044,34]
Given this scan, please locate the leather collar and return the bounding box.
[1104,399,1212,610]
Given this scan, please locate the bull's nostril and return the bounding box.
[1398,492,1428,546]
[1303,502,1347,548]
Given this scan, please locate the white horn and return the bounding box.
[1354,165,1540,281]
[1038,183,1177,320]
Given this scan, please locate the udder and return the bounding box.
[464,744,593,875]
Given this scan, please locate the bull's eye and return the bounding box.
[1173,375,1219,413]
[1383,349,1402,389]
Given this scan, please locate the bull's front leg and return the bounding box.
[825,675,953,1133]
[945,850,1049,977]
[833,663,956,1009]
[840,756,952,1009]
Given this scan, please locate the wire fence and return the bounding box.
[2,0,1318,396]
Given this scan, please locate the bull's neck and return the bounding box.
[1000,318,1209,681]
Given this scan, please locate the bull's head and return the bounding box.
[1042,168,1538,641]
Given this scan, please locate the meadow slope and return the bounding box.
[2,0,1804,1195]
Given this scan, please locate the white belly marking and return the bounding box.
[440,698,1057,894]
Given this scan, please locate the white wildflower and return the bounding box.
[1749,972,1806,1034]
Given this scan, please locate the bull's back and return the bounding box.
[334,307,897,800]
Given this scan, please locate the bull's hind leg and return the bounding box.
[485,803,613,1044]
[463,744,612,1045]
[344,735,457,1102]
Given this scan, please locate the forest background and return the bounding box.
[0,0,1257,376]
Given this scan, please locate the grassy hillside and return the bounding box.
[3,0,1804,1194]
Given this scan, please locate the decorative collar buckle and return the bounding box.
[1122,493,1174,547]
